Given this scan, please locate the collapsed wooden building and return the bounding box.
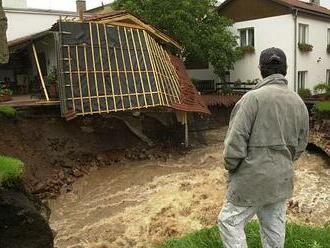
[0,11,209,144]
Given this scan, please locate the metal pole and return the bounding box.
[184,112,189,148]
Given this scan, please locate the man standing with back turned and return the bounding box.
[218,47,309,248]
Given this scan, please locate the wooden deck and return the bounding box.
[0,95,60,107]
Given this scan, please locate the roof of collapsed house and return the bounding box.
[201,94,242,107]
[58,12,209,118]
[85,10,182,50]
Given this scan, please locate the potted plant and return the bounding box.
[298,88,312,100]
[0,84,13,102]
[298,43,313,53]
[313,83,330,100]
[46,67,58,99]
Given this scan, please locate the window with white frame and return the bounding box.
[326,70,330,85]
[239,28,254,47]
[298,71,307,90]
[298,24,309,44]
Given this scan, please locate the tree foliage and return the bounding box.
[112,0,241,79]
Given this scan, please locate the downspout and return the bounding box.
[293,8,298,92]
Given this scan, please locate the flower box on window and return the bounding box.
[241,45,255,54]
[298,43,313,52]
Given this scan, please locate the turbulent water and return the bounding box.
[49,128,330,248]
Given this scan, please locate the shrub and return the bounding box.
[313,101,330,113]
[160,222,330,248]
[46,67,58,84]
[313,83,330,100]
[233,79,241,88]
[298,43,313,52]
[221,83,233,95]
[0,106,16,118]
[0,156,24,186]
[298,89,312,99]
[0,84,13,96]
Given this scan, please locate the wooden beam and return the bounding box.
[104,24,117,112]
[32,43,49,101]
[117,26,133,109]
[75,46,84,115]
[96,23,109,113]
[67,46,76,112]
[89,22,101,113]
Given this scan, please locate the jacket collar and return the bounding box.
[255,74,288,89]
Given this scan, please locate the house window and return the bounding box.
[327,28,330,45]
[326,70,330,84]
[298,24,309,44]
[240,28,254,47]
[298,71,307,90]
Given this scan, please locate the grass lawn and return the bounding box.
[160,222,330,248]
[0,106,16,118]
[0,155,24,185]
[314,101,330,113]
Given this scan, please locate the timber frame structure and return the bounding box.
[54,11,208,118]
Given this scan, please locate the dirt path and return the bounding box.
[49,128,330,248]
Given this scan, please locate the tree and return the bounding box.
[112,0,241,80]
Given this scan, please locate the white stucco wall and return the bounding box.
[5,9,77,41]
[187,64,220,84]
[230,14,296,90]
[296,15,330,90]
[3,0,27,9]
[320,0,330,9]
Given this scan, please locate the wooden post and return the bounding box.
[32,43,49,101]
[184,112,189,148]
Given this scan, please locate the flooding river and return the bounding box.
[49,128,330,248]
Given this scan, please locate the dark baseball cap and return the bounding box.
[259,47,287,67]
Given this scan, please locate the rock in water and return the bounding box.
[0,187,54,248]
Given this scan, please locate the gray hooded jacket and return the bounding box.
[224,74,309,207]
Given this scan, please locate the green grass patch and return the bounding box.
[314,101,330,113]
[159,222,330,248]
[0,106,16,118]
[0,156,24,185]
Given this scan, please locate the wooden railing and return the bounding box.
[193,80,257,94]
[216,82,257,92]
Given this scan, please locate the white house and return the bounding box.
[0,0,83,83]
[3,0,79,42]
[189,0,330,92]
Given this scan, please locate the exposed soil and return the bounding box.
[48,128,330,248]
[0,112,181,199]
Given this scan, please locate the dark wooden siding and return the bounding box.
[218,0,291,22]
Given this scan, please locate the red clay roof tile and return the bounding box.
[169,55,211,114]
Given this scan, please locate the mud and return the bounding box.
[49,128,330,248]
[0,114,182,199]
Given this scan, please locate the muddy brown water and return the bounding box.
[49,128,330,248]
